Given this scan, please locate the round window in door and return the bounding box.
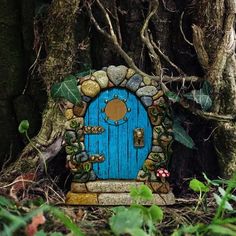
[84,88,152,179]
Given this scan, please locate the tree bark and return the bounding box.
[0,0,25,166]
[192,0,236,178]
[1,0,80,186]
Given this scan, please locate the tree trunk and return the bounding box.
[1,0,80,187]
[0,0,25,166]
[192,0,236,178]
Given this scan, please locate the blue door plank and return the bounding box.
[98,90,109,177]
[108,88,121,178]
[118,89,128,178]
[84,94,99,174]
[136,99,152,171]
[127,91,138,178]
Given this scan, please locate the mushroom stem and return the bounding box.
[160,177,165,183]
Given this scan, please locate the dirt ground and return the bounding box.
[0,177,218,235]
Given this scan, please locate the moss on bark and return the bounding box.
[1,0,80,185]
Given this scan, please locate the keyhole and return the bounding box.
[138,138,141,145]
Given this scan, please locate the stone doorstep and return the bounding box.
[71,180,170,193]
[71,180,145,193]
[66,192,175,206]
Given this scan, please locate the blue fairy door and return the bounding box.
[84,88,152,179]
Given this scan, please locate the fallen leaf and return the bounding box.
[9,172,35,200]
[76,208,85,221]
[25,213,46,236]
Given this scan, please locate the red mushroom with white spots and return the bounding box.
[156,168,170,182]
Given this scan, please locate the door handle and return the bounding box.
[134,128,144,147]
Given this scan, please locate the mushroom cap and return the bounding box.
[156,168,170,178]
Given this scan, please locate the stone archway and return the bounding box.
[65,65,173,205]
[64,65,173,185]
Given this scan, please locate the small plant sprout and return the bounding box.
[130,184,153,204]
[174,174,236,235]
[18,119,30,134]
[189,178,209,212]
[109,185,164,236]
[18,120,47,173]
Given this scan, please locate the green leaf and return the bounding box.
[213,193,233,211]
[111,206,127,214]
[148,205,163,222]
[202,80,212,94]
[173,120,195,149]
[203,173,219,186]
[130,185,153,201]
[208,224,236,236]
[18,120,29,134]
[49,232,64,236]
[230,193,236,202]
[51,75,81,105]
[218,187,227,197]
[217,186,236,202]
[184,81,212,111]
[165,91,180,103]
[35,231,64,236]
[214,218,236,224]
[189,179,209,193]
[109,208,143,236]
[35,230,47,236]
[130,204,149,218]
[126,228,149,236]
[180,224,205,234]
[0,196,14,207]
[49,207,84,236]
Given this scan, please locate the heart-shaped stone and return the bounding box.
[107,65,128,85]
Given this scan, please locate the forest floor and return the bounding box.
[64,198,216,235]
[0,185,217,236]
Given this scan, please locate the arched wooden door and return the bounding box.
[84,88,152,179]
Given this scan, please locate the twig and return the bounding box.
[203,126,219,141]
[150,35,185,75]
[114,3,122,46]
[22,44,43,95]
[105,2,122,45]
[175,198,198,203]
[140,0,161,75]
[180,11,193,46]
[195,110,236,122]
[96,0,117,41]
[47,185,65,203]
[179,96,236,122]
[86,0,200,83]
[0,179,36,188]
[163,82,235,122]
